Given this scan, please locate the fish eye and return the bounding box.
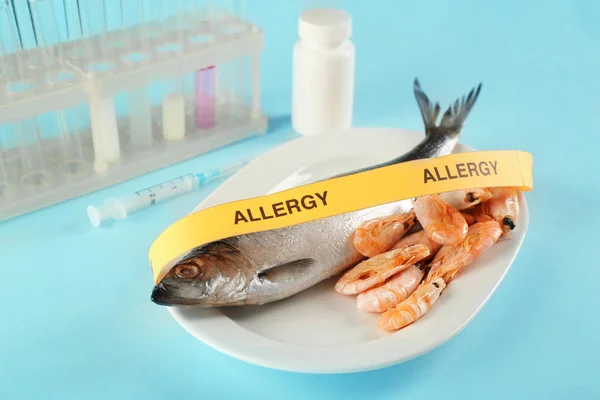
[175,264,202,280]
[466,192,477,203]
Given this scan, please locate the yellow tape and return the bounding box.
[149,150,533,283]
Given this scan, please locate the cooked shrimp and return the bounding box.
[424,221,503,285]
[438,188,493,210]
[412,194,468,245]
[377,277,446,331]
[356,264,425,312]
[391,230,442,257]
[334,244,430,295]
[461,212,476,226]
[353,210,417,257]
[470,203,493,223]
[484,187,520,232]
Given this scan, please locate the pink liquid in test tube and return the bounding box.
[195,66,215,129]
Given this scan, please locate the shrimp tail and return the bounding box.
[414,78,482,136]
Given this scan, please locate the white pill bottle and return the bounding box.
[292,8,355,136]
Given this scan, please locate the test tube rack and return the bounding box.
[0,6,267,223]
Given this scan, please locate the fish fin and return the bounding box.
[258,258,317,283]
[439,82,482,132]
[413,78,441,132]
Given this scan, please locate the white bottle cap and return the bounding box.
[298,8,352,47]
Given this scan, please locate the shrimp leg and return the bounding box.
[334,244,430,295]
[412,194,468,245]
[377,277,446,331]
[353,210,417,257]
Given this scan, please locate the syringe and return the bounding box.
[87,159,250,228]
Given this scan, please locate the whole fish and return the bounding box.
[151,78,482,307]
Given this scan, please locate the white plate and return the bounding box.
[167,127,529,374]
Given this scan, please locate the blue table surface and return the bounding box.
[2,0,599,399]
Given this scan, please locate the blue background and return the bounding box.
[1,0,598,399]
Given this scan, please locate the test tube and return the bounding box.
[1,1,53,187]
[159,0,185,51]
[174,0,192,24]
[28,0,90,175]
[0,149,10,200]
[0,5,8,87]
[181,0,205,28]
[57,107,90,175]
[121,0,155,148]
[121,0,146,48]
[195,66,215,129]
[129,87,154,148]
[80,0,107,37]
[171,1,195,126]
[0,142,17,202]
[224,0,248,119]
[162,78,186,141]
[189,0,216,130]
[15,119,54,187]
[0,0,25,84]
[28,0,64,71]
[62,0,83,39]
[205,2,232,124]
[156,0,178,33]
[88,91,120,172]
[79,0,109,57]
[173,0,191,29]
[79,0,121,167]
[0,1,12,84]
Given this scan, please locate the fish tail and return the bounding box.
[413,78,441,132]
[413,78,482,135]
